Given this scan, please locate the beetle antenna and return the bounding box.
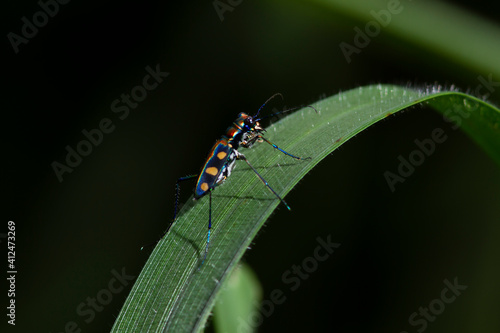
[256,105,318,122]
[254,93,284,118]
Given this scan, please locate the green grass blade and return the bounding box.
[311,0,500,78]
[426,93,500,165]
[111,84,500,332]
[212,263,262,333]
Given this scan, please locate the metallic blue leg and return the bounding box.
[173,175,198,221]
[201,190,212,265]
[259,136,305,160]
[141,174,198,250]
[237,153,291,210]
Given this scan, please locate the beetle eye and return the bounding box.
[244,117,254,127]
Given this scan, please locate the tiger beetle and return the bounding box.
[152,94,317,265]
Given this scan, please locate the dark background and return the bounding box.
[3,0,500,332]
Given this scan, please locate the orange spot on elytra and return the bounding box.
[206,167,218,176]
